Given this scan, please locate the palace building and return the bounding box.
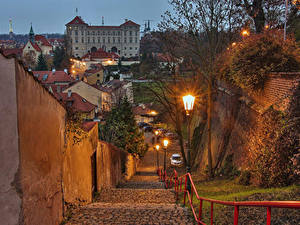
[65,16,140,58]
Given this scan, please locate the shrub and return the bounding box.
[221,31,300,91]
[238,170,251,186]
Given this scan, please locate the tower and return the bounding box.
[29,23,35,43]
[9,19,13,34]
[9,19,14,39]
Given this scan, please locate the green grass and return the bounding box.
[177,179,300,224]
[132,82,157,104]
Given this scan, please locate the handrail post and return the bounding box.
[198,199,203,225]
[234,205,239,225]
[267,207,271,225]
[184,175,187,206]
[210,202,214,225]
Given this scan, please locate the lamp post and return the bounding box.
[155,144,160,174]
[182,94,195,192]
[154,130,159,173]
[163,139,169,180]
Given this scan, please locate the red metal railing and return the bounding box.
[159,169,300,225]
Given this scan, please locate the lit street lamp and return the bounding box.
[182,94,195,192]
[241,29,250,38]
[163,139,169,180]
[155,144,160,174]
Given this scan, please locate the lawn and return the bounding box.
[176,179,300,224]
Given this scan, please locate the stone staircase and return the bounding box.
[66,148,193,225]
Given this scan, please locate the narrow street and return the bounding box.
[65,138,193,225]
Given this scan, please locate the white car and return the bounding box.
[170,154,183,166]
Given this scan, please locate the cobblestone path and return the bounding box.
[66,148,194,225]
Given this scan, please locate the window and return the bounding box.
[98,38,100,43]
[135,31,138,36]
[87,37,90,43]
[124,38,127,43]
[103,31,105,35]
[124,47,127,50]
[75,37,78,43]
[129,31,132,36]
[124,31,127,36]
[75,47,79,50]
[82,37,84,43]
[108,37,110,43]
[81,31,84,35]
[112,31,115,36]
[103,38,105,43]
[107,31,110,35]
[75,30,78,35]
[69,30,72,35]
[113,37,115,43]
[118,31,121,35]
[92,31,95,35]
[135,47,138,50]
[135,38,138,43]
[93,37,95,43]
[98,31,100,35]
[118,38,121,43]
[97,74,100,77]
[129,37,132,43]
[130,47,132,50]
[87,31,90,35]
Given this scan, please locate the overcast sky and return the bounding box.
[1,0,171,34]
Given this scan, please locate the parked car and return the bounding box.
[165,132,178,140]
[170,154,183,166]
[138,122,149,128]
[143,126,153,132]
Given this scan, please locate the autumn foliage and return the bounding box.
[219,31,300,91]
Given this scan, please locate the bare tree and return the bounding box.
[158,0,241,178]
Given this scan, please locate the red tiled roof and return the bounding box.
[132,105,152,115]
[81,121,97,132]
[33,71,75,84]
[120,20,140,27]
[89,26,120,29]
[91,84,112,93]
[35,35,52,47]
[82,48,119,60]
[58,92,96,113]
[2,48,22,57]
[26,41,41,52]
[66,16,88,25]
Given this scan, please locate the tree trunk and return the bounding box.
[207,79,213,178]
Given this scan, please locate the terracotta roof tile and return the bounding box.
[81,121,97,132]
[66,16,88,25]
[82,48,119,60]
[120,20,140,27]
[58,92,96,113]
[2,48,22,57]
[35,35,52,47]
[33,70,75,84]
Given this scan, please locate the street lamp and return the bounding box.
[241,29,250,37]
[155,143,160,174]
[182,94,195,192]
[163,139,169,180]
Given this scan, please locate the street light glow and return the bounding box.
[183,94,195,112]
[155,144,160,151]
[241,29,250,37]
[150,111,157,115]
[155,130,159,136]
[163,139,169,147]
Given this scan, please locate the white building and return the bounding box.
[65,16,140,58]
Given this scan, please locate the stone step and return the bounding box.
[97,188,176,204]
[118,181,165,189]
[66,202,194,225]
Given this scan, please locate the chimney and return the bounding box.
[64,68,68,73]
[52,68,56,75]
[67,89,72,98]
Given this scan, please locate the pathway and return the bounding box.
[66,146,193,225]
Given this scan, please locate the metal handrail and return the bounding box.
[160,170,300,225]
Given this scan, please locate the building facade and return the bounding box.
[65,16,140,58]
